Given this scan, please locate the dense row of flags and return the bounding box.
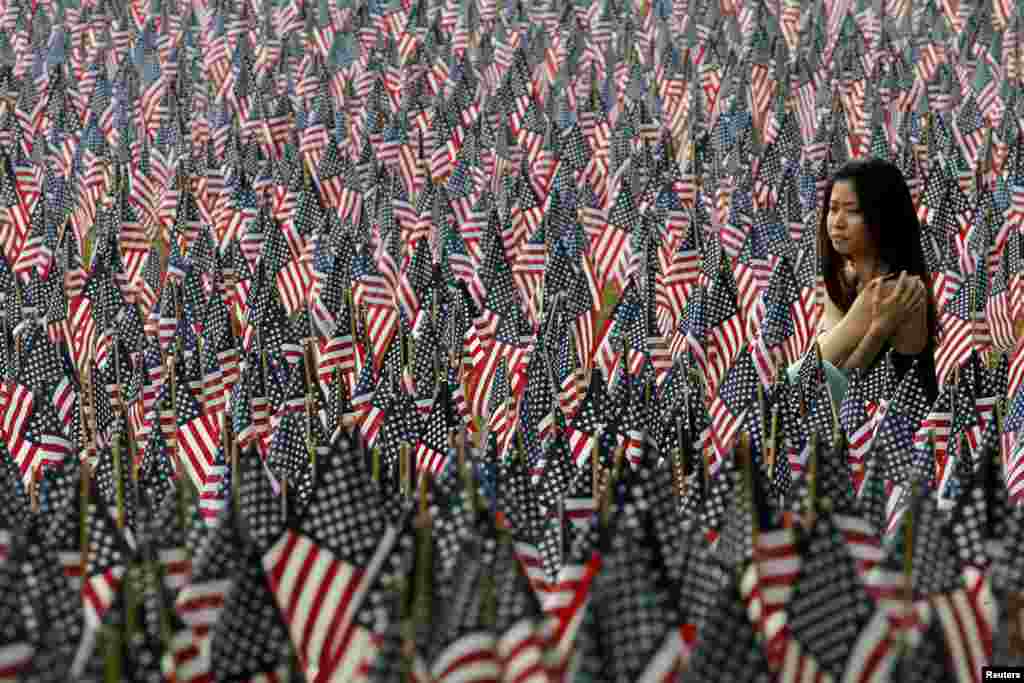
[3,0,1024,679]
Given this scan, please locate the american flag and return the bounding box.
[873,359,934,485]
[19,511,86,678]
[702,260,745,396]
[82,490,130,632]
[685,574,773,680]
[576,510,679,681]
[512,224,547,325]
[841,363,892,483]
[144,492,192,595]
[0,551,33,679]
[987,239,1016,351]
[734,212,776,334]
[427,521,508,681]
[207,548,294,681]
[175,494,248,636]
[554,324,584,419]
[267,408,311,485]
[315,138,348,210]
[263,436,403,681]
[1006,412,1024,504]
[10,347,71,481]
[351,248,398,371]
[413,381,456,476]
[931,568,996,681]
[708,351,757,469]
[275,254,313,315]
[662,218,702,325]
[753,258,805,388]
[564,370,606,471]
[935,276,980,387]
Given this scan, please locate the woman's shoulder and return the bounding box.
[820,286,845,324]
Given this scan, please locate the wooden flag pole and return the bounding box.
[900,480,916,657]
[347,289,358,369]
[304,338,317,468]
[412,469,433,652]
[398,569,415,680]
[335,365,346,436]
[231,427,240,518]
[113,436,124,530]
[673,417,686,501]
[457,424,476,514]
[80,354,94,466]
[30,463,41,513]
[168,341,182,479]
[756,382,767,443]
[602,441,626,527]
[405,473,434,675]
[738,432,758,547]
[103,623,122,683]
[400,442,411,497]
[701,439,711,497]
[178,471,192,543]
[257,325,270,403]
[432,295,440,387]
[80,458,91,591]
[124,557,137,643]
[806,433,819,528]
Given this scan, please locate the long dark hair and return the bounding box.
[817,158,938,345]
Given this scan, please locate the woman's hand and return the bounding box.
[842,276,884,336]
[818,278,883,369]
[870,271,927,340]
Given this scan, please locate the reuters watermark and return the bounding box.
[985,668,1024,680]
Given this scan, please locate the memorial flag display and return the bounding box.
[2,0,1024,679]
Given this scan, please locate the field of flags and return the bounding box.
[6,0,1024,679]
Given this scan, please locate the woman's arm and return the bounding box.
[817,285,879,369]
[817,292,856,367]
[841,325,891,372]
[840,275,931,370]
[886,294,930,356]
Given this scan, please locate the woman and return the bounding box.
[803,158,939,404]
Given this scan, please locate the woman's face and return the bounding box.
[827,180,876,262]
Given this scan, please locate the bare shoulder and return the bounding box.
[819,288,843,333]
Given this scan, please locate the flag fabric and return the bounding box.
[708,351,757,468]
[685,575,773,680]
[785,514,874,680]
[267,409,310,484]
[262,434,404,681]
[872,358,934,485]
[752,258,806,387]
[175,502,248,639]
[0,556,34,680]
[209,555,294,681]
[82,491,131,632]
